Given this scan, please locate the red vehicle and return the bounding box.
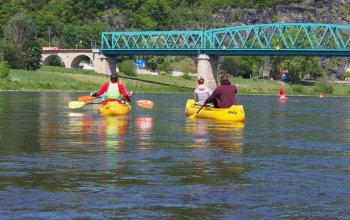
[271,72,282,80]
[42,46,59,51]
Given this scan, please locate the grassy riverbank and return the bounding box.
[1,66,350,97]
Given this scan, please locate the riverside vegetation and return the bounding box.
[2,1,350,84]
[0,67,349,97]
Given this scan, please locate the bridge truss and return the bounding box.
[100,23,350,56]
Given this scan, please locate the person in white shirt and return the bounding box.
[194,77,212,106]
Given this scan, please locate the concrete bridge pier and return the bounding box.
[92,49,116,75]
[197,54,219,91]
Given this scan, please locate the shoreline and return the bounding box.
[1,67,349,97]
[1,89,349,98]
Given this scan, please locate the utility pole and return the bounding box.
[48,27,51,46]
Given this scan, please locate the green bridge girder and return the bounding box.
[100,23,350,56]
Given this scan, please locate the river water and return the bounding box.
[0,91,349,219]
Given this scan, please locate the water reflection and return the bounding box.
[97,116,130,150]
[64,112,154,152]
[186,119,245,154]
[135,116,154,150]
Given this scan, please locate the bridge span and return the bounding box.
[42,48,116,75]
[43,23,350,90]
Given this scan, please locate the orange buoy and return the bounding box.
[279,88,288,101]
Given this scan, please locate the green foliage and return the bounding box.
[146,56,173,74]
[219,57,241,76]
[0,0,348,85]
[119,60,137,76]
[52,57,65,67]
[219,56,263,77]
[146,57,158,72]
[280,56,322,84]
[0,40,19,68]
[25,41,42,70]
[130,0,173,30]
[290,85,305,94]
[0,61,10,80]
[316,79,334,94]
[172,57,196,74]
[3,11,42,70]
[182,73,193,80]
[61,21,107,48]
[344,71,350,78]
[2,67,349,96]
[0,2,20,36]
[158,58,173,74]
[171,5,214,30]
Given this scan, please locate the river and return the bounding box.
[0,91,349,219]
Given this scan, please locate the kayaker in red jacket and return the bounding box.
[204,74,238,108]
[91,73,132,105]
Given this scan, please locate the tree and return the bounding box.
[146,56,173,74]
[172,57,196,74]
[130,0,173,30]
[119,60,137,76]
[219,57,240,76]
[3,11,42,70]
[281,56,322,83]
[219,56,263,77]
[0,60,10,80]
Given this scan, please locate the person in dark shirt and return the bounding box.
[204,73,238,108]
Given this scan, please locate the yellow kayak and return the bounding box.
[185,99,245,122]
[98,101,132,116]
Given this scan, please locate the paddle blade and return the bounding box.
[188,114,197,119]
[68,101,87,109]
[187,105,204,120]
[78,96,96,103]
[135,100,154,109]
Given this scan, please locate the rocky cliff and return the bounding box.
[213,0,350,77]
[214,1,350,26]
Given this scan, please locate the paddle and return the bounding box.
[69,100,154,109]
[68,101,94,109]
[78,95,153,108]
[78,96,99,103]
[70,95,154,109]
[188,105,205,119]
[134,100,154,109]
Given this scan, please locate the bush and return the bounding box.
[182,73,192,80]
[316,79,334,94]
[52,57,65,67]
[173,57,196,74]
[344,71,350,78]
[119,60,137,76]
[0,61,10,79]
[291,85,305,94]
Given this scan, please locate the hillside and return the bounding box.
[1,1,350,48]
[1,1,350,84]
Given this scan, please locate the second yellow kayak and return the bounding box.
[185,99,245,122]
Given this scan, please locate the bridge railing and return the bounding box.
[100,23,350,56]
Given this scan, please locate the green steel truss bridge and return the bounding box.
[100,23,350,56]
